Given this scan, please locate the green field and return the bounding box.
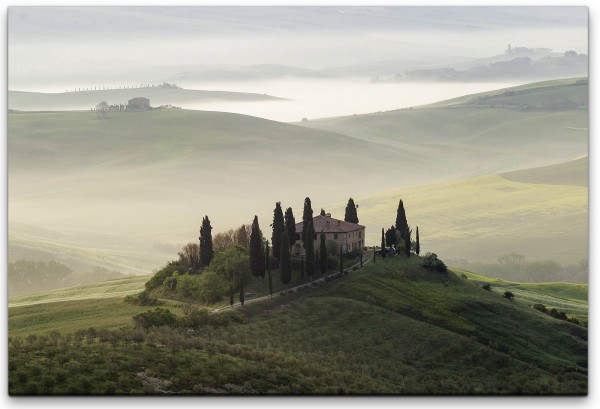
[8,256,587,394]
[8,275,150,308]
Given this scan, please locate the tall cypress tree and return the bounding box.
[305,219,315,282]
[405,226,412,257]
[284,207,296,247]
[344,198,359,223]
[229,285,234,306]
[272,202,285,261]
[319,232,328,276]
[415,226,420,256]
[199,215,214,267]
[279,227,292,290]
[266,240,273,297]
[301,197,313,245]
[239,280,245,306]
[381,228,386,258]
[395,200,408,241]
[250,216,265,287]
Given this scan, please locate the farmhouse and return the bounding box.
[127,97,151,111]
[293,214,365,256]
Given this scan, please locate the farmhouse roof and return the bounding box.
[294,215,364,234]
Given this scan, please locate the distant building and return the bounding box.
[293,214,365,256]
[127,97,151,111]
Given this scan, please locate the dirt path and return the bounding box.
[211,255,372,313]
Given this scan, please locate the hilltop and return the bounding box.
[8,256,587,394]
[8,85,283,112]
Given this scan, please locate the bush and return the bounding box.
[133,308,178,329]
[124,290,158,306]
[198,269,228,303]
[482,284,491,291]
[421,253,448,273]
[178,273,202,298]
[460,273,468,279]
[503,291,515,301]
[533,303,547,313]
[145,261,181,290]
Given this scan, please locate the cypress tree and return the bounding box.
[272,202,285,261]
[229,285,234,306]
[344,198,359,223]
[236,224,248,246]
[373,247,376,263]
[279,227,292,290]
[199,216,214,267]
[405,226,412,257]
[320,208,326,216]
[415,226,420,256]
[301,197,313,245]
[249,216,265,287]
[339,245,343,274]
[305,219,315,282]
[381,228,386,258]
[239,281,245,306]
[266,240,273,297]
[284,207,296,247]
[319,232,328,276]
[395,200,408,241]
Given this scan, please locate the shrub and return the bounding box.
[133,308,178,329]
[124,290,158,306]
[503,291,515,301]
[460,273,468,279]
[533,303,547,313]
[421,253,448,273]
[145,261,181,290]
[482,284,491,291]
[198,269,228,303]
[178,273,202,298]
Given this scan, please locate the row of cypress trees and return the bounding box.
[380,200,420,258]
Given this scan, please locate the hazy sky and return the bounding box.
[8,6,588,91]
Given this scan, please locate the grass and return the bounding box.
[8,255,587,394]
[8,275,151,307]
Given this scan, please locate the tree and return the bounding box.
[95,101,108,118]
[395,199,408,241]
[301,197,313,245]
[236,224,249,246]
[178,242,200,272]
[381,228,386,258]
[209,246,249,303]
[320,208,326,216]
[385,225,397,248]
[404,226,412,257]
[249,216,265,288]
[272,202,285,260]
[279,228,292,290]
[339,245,343,274]
[305,219,315,282]
[344,198,359,223]
[266,240,273,297]
[284,207,296,247]
[199,216,214,267]
[415,226,420,256]
[300,255,305,279]
[240,281,245,306]
[319,232,328,276]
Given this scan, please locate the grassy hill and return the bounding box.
[322,157,587,266]
[8,257,587,394]
[8,79,588,278]
[8,275,150,308]
[8,86,283,112]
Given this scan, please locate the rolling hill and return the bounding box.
[8,78,588,289]
[8,86,283,112]
[8,257,587,394]
[322,156,587,266]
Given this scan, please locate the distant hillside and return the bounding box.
[8,86,283,112]
[323,157,587,267]
[501,156,587,186]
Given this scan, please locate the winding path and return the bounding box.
[211,255,372,313]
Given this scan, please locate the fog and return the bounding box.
[6,6,589,289]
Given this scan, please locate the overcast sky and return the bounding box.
[8,6,588,91]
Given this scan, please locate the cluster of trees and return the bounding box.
[380,199,420,258]
[70,82,180,93]
[140,196,366,307]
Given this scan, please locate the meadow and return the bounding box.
[8,255,587,394]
